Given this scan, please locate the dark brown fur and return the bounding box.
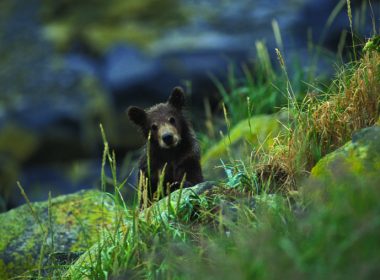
[127,87,203,200]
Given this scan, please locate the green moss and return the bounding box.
[363,35,380,53]
[311,126,380,180]
[202,114,281,165]
[0,204,28,252]
[0,190,117,278]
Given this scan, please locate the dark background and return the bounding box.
[0,0,378,211]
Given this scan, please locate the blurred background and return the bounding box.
[0,0,378,211]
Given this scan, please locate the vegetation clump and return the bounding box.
[256,50,380,192]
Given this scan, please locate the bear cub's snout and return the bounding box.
[158,122,180,148]
[162,133,173,145]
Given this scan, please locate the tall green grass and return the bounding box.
[66,133,380,279]
[211,0,374,128]
[141,168,380,280]
[211,40,317,126]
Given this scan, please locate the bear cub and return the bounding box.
[128,87,203,200]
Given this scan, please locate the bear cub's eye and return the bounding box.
[151,124,158,131]
[169,117,176,124]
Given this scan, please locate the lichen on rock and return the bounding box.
[0,190,118,279]
[311,125,380,181]
[202,115,281,163]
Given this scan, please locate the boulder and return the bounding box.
[201,114,283,179]
[0,190,117,278]
[311,126,380,180]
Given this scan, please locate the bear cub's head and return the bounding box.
[127,87,188,149]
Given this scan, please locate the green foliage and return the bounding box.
[66,160,380,280]
[213,41,317,126]
[65,113,380,280]
[363,35,380,53]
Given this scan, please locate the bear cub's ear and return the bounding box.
[168,87,185,110]
[127,106,146,127]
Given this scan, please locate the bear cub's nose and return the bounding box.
[162,133,174,145]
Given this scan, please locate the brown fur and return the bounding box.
[128,87,203,200]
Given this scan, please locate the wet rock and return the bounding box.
[104,46,161,94]
[0,0,123,209]
[0,124,39,209]
[0,0,119,156]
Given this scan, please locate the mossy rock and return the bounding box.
[142,181,217,223]
[202,114,282,166]
[311,126,380,181]
[0,190,117,279]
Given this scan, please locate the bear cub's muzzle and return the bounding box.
[158,123,180,149]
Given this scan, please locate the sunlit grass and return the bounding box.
[256,50,380,192]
